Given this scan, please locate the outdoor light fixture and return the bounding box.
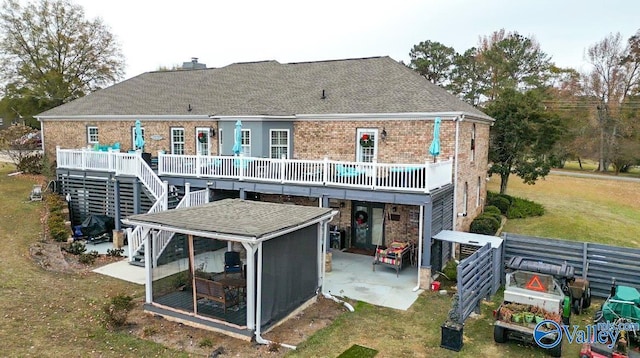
[381,127,387,141]
[210,128,216,137]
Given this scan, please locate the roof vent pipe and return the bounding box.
[321,89,326,99]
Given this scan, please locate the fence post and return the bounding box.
[456,263,463,321]
[126,227,133,262]
[582,242,588,279]
[323,157,329,184]
[157,151,164,175]
[162,181,169,211]
[371,159,377,190]
[424,160,430,192]
[280,154,286,184]
[185,182,191,207]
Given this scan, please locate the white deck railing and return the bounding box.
[157,153,453,193]
[152,186,210,265]
[57,148,453,192]
[56,147,168,262]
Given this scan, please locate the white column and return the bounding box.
[145,230,153,303]
[242,242,257,330]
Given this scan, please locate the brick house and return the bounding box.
[37,56,493,335]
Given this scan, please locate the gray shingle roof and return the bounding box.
[38,56,489,118]
[124,199,334,239]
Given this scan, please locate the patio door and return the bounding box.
[352,201,384,250]
[196,127,211,156]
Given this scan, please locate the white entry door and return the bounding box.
[196,127,211,156]
[356,128,378,163]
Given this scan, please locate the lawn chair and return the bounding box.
[29,185,43,201]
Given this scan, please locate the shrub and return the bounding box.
[106,248,124,257]
[103,293,135,328]
[64,241,87,255]
[78,250,99,265]
[483,205,503,223]
[487,193,511,214]
[199,338,213,348]
[506,197,545,219]
[441,260,458,282]
[48,220,69,242]
[17,153,43,174]
[478,214,500,231]
[484,205,501,216]
[470,216,498,235]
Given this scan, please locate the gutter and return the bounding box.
[452,115,464,242]
[121,211,337,244]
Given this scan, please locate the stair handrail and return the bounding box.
[154,187,209,264]
[127,183,168,262]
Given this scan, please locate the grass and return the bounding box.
[0,163,186,357]
[2,163,636,357]
[286,286,592,357]
[488,172,640,247]
[560,159,640,178]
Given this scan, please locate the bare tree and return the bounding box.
[584,31,640,172]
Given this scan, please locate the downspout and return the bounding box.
[413,205,424,292]
[452,115,463,260]
[319,215,355,312]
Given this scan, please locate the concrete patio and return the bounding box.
[91,242,423,311]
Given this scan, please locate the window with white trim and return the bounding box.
[270,129,289,159]
[87,126,99,144]
[241,129,251,156]
[171,128,185,155]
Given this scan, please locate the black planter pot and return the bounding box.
[440,323,464,352]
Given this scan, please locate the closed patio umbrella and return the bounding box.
[428,117,441,162]
[232,120,242,156]
[134,119,145,151]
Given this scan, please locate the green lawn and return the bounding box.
[2,163,635,357]
[488,172,640,247]
[0,163,185,357]
[561,159,640,178]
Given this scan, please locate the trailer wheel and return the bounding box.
[582,287,591,309]
[573,298,583,315]
[493,325,507,343]
[548,340,562,357]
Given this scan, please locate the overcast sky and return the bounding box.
[73,0,639,80]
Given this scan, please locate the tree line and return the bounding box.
[409,29,640,193]
[0,1,638,194]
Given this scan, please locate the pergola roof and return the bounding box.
[123,199,335,240]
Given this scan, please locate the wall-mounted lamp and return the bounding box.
[392,206,397,213]
[210,128,216,137]
[340,201,345,208]
[381,127,387,141]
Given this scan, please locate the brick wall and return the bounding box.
[42,120,218,158]
[45,115,491,231]
[292,119,455,163]
[454,120,491,231]
[261,194,421,248]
